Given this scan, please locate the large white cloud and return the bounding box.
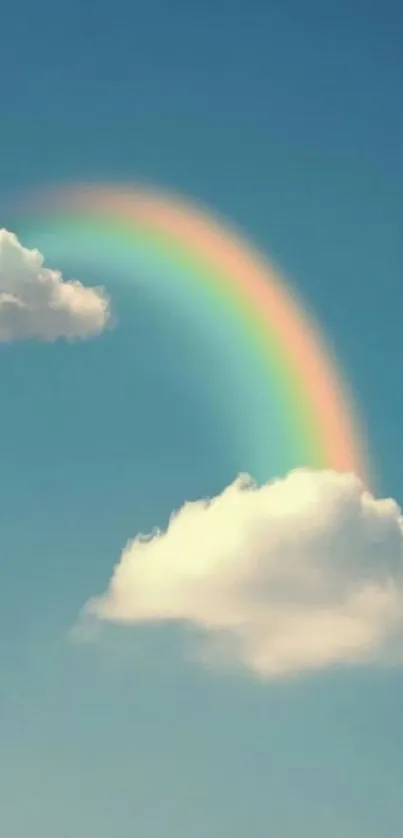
[0,229,110,341]
[81,469,403,679]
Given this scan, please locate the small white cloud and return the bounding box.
[81,469,403,679]
[0,229,110,341]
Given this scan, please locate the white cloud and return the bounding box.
[81,469,403,679]
[0,229,110,341]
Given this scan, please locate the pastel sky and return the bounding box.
[1,1,403,837]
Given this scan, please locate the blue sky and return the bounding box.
[1,1,403,836]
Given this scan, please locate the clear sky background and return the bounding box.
[1,1,403,837]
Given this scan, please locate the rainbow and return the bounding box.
[17,183,370,483]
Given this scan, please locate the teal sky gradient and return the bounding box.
[1,1,402,836]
